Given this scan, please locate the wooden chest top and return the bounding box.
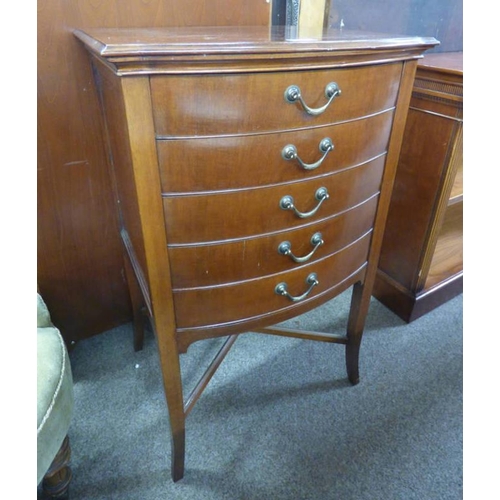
[74,26,438,74]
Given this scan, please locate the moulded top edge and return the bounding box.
[73,26,439,59]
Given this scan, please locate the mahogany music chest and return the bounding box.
[74,26,437,481]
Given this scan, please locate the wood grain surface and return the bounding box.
[37,1,454,342]
[37,1,270,342]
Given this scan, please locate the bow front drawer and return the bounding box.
[162,155,385,244]
[173,230,371,332]
[150,63,402,137]
[157,110,393,193]
[168,194,378,289]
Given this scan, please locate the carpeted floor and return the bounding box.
[49,291,463,500]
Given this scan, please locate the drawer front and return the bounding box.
[151,63,402,137]
[157,110,393,193]
[169,194,378,288]
[163,155,385,244]
[173,231,371,330]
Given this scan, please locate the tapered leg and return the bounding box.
[152,323,186,482]
[345,342,361,386]
[162,372,186,482]
[123,254,146,352]
[42,436,72,499]
[123,251,186,479]
[170,428,186,482]
[117,77,187,480]
[346,281,372,385]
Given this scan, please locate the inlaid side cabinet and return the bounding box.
[373,52,463,322]
[74,27,437,481]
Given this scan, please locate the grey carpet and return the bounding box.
[52,291,462,500]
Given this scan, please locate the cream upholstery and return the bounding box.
[37,294,74,488]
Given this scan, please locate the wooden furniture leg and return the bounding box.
[345,281,372,385]
[344,59,422,385]
[123,250,186,479]
[41,435,72,499]
[155,330,186,482]
[123,253,146,352]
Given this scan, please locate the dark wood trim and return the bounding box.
[373,269,463,322]
[410,273,463,322]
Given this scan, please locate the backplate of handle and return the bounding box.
[279,187,329,219]
[278,232,324,263]
[275,273,319,302]
[284,82,341,116]
[282,138,334,171]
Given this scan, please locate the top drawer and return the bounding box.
[150,63,402,137]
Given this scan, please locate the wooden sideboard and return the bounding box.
[373,52,463,322]
[74,26,436,481]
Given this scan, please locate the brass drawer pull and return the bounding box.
[275,273,319,302]
[279,187,329,219]
[278,232,324,263]
[282,138,334,171]
[284,82,341,116]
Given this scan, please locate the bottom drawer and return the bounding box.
[173,230,371,331]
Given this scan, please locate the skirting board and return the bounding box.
[373,269,463,323]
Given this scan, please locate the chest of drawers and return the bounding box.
[74,26,437,481]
